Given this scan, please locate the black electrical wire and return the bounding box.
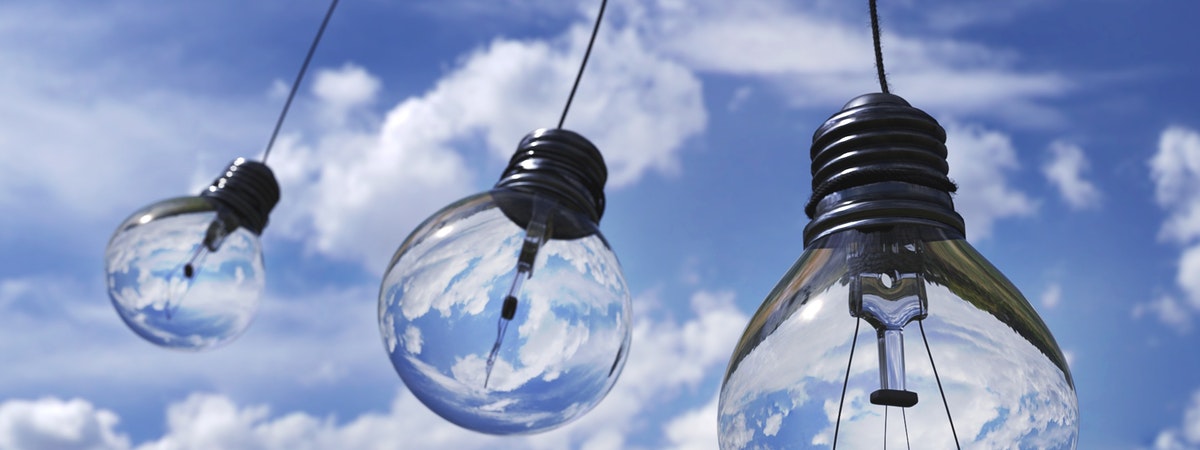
[869,0,890,94]
[557,0,608,129]
[261,0,341,164]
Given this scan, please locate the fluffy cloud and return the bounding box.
[0,3,270,224]
[1142,126,1200,331]
[0,397,130,450]
[1043,141,1102,210]
[271,23,705,271]
[944,122,1038,240]
[663,395,721,450]
[1149,389,1200,450]
[1151,127,1200,244]
[628,0,1069,122]
[0,289,747,449]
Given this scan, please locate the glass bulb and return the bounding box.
[105,197,264,350]
[378,188,632,435]
[104,158,279,351]
[718,226,1078,449]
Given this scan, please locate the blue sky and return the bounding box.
[1,0,1198,448]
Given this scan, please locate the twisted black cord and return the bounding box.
[261,0,341,163]
[869,0,890,94]
[558,0,608,129]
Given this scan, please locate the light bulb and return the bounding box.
[718,94,1079,449]
[105,158,280,351]
[378,129,632,435]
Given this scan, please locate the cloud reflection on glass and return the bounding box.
[379,190,631,435]
[719,227,1078,449]
[105,198,264,351]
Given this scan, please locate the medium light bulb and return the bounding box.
[718,94,1079,449]
[378,129,631,435]
[105,158,280,351]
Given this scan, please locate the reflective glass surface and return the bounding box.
[719,226,1078,449]
[105,197,264,351]
[379,191,631,435]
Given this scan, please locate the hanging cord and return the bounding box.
[869,0,890,93]
[261,0,341,164]
[557,0,608,129]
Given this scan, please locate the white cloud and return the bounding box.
[944,122,1038,240]
[1149,389,1200,450]
[311,63,382,127]
[629,0,1069,123]
[1132,295,1192,335]
[1152,127,1200,244]
[0,397,131,450]
[663,395,720,450]
[1043,141,1102,210]
[0,287,747,449]
[1142,126,1200,331]
[271,22,705,270]
[0,3,271,224]
[1041,283,1062,309]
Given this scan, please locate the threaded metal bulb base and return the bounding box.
[803,93,965,246]
[492,129,608,240]
[199,158,281,235]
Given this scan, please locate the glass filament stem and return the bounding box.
[484,197,555,388]
[166,216,231,319]
[848,238,929,408]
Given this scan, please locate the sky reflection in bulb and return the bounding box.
[719,233,1077,449]
[106,201,263,350]
[379,192,630,435]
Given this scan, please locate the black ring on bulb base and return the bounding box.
[493,128,608,239]
[804,93,965,246]
[199,158,281,235]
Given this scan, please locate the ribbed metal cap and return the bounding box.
[198,158,281,235]
[493,128,608,225]
[803,93,965,245]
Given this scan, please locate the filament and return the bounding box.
[832,317,862,450]
[166,244,209,319]
[902,407,911,450]
[920,320,961,449]
[484,198,554,388]
[164,217,230,320]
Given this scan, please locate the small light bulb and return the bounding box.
[378,129,631,435]
[105,158,280,351]
[718,94,1079,448]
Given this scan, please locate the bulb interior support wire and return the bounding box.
[557,0,608,129]
[920,320,962,449]
[261,0,341,164]
[832,317,862,450]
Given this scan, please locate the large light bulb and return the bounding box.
[718,94,1079,449]
[105,158,280,351]
[379,129,632,435]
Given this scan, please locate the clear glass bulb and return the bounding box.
[378,188,632,435]
[105,196,265,351]
[718,225,1078,449]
